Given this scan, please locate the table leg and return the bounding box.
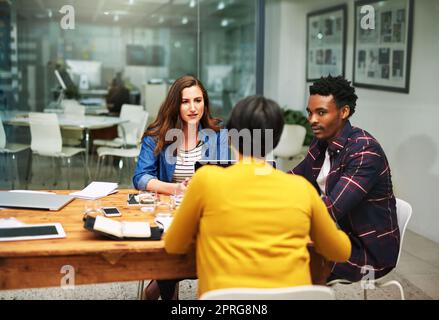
[84,128,90,186]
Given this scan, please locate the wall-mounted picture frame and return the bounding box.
[306,4,347,82]
[353,0,414,93]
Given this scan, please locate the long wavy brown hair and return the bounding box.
[144,75,222,155]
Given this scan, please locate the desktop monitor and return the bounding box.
[126,45,146,66]
[145,45,165,66]
[65,59,102,88]
[54,69,76,91]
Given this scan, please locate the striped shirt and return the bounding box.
[172,142,203,183]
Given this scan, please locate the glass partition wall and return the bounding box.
[0,0,263,189]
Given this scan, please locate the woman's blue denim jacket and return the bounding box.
[133,126,230,190]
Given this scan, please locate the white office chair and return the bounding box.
[200,285,335,300]
[144,82,167,123]
[327,198,412,300]
[0,116,30,189]
[93,104,144,149]
[61,100,85,147]
[95,110,148,183]
[273,124,306,159]
[28,112,86,189]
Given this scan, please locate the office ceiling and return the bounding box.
[14,0,254,28]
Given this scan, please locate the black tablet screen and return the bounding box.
[0,226,59,238]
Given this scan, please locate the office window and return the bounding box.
[200,0,258,120]
[0,0,263,189]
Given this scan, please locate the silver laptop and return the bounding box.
[0,191,74,211]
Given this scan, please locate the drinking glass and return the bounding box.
[138,190,157,213]
[84,199,102,217]
[170,187,184,210]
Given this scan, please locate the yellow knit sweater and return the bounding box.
[165,160,351,296]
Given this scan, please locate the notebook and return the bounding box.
[83,215,163,240]
[70,182,118,200]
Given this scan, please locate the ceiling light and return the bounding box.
[182,17,188,24]
[189,0,196,8]
[217,1,225,10]
[221,19,228,27]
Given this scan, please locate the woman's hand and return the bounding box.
[175,178,191,194]
[182,177,191,187]
[176,181,187,194]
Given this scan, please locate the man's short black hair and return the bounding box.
[309,75,358,117]
[226,95,284,157]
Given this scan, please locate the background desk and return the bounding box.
[0,190,195,290]
[2,112,128,184]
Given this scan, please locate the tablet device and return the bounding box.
[0,223,66,242]
[127,193,140,206]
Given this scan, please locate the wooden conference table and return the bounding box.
[0,189,331,291]
[0,189,195,290]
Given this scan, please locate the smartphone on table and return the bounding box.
[101,207,122,217]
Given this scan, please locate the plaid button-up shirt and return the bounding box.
[290,121,400,281]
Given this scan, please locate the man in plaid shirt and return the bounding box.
[290,75,400,282]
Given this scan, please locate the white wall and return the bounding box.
[265,0,439,243]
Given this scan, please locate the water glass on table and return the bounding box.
[155,194,173,217]
[138,190,157,213]
[170,188,184,210]
[83,199,102,218]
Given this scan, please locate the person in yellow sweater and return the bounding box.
[164,95,351,297]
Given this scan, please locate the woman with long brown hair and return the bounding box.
[133,75,229,300]
[133,75,229,195]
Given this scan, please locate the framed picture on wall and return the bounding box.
[306,4,347,82]
[353,0,414,93]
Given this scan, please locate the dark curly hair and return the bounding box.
[309,75,358,117]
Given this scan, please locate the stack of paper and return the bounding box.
[70,181,118,200]
[155,214,173,233]
[0,217,26,228]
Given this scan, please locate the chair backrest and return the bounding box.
[144,82,167,122]
[29,112,62,155]
[200,285,335,300]
[0,116,6,149]
[273,124,306,158]
[136,111,149,145]
[119,104,144,145]
[395,198,413,265]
